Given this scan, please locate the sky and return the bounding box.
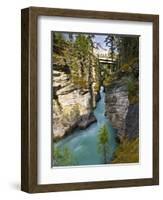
[61,32,109,51]
[92,34,109,50]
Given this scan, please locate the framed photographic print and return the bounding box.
[21,7,159,193]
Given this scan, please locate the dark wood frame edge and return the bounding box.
[21,7,159,193]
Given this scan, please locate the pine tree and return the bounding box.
[97,124,110,164]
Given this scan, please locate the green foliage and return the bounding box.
[52,32,69,66]
[52,32,101,112]
[104,35,117,61]
[98,125,109,144]
[127,78,139,104]
[94,82,100,92]
[53,32,67,54]
[74,34,91,56]
[71,76,88,89]
[121,63,132,73]
[102,35,139,88]
[54,146,76,166]
[118,36,139,67]
[103,73,115,86]
[112,138,139,163]
[53,32,100,92]
[102,37,139,103]
[97,124,110,164]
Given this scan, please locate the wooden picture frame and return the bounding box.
[21,7,159,193]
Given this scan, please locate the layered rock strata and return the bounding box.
[53,70,97,141]
[105,80,139,142]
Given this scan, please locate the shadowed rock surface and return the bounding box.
[105,79,139,142]
[78,112,97,129]
[105,80,129,141]
[126,104,139,139]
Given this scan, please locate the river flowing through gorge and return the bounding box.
[53,86,117,166]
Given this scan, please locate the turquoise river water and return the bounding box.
[54,86,117,166]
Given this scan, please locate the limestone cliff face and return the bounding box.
[105,80,139,141]
[126,103,139,139]
[53,70,97,141]
[105,81,129,141]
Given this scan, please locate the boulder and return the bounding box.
[78,112,97,129]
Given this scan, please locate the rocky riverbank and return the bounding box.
[53,69,98,141]
[105,79,139,142]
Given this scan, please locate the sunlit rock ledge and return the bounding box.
[53,69,98,141]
